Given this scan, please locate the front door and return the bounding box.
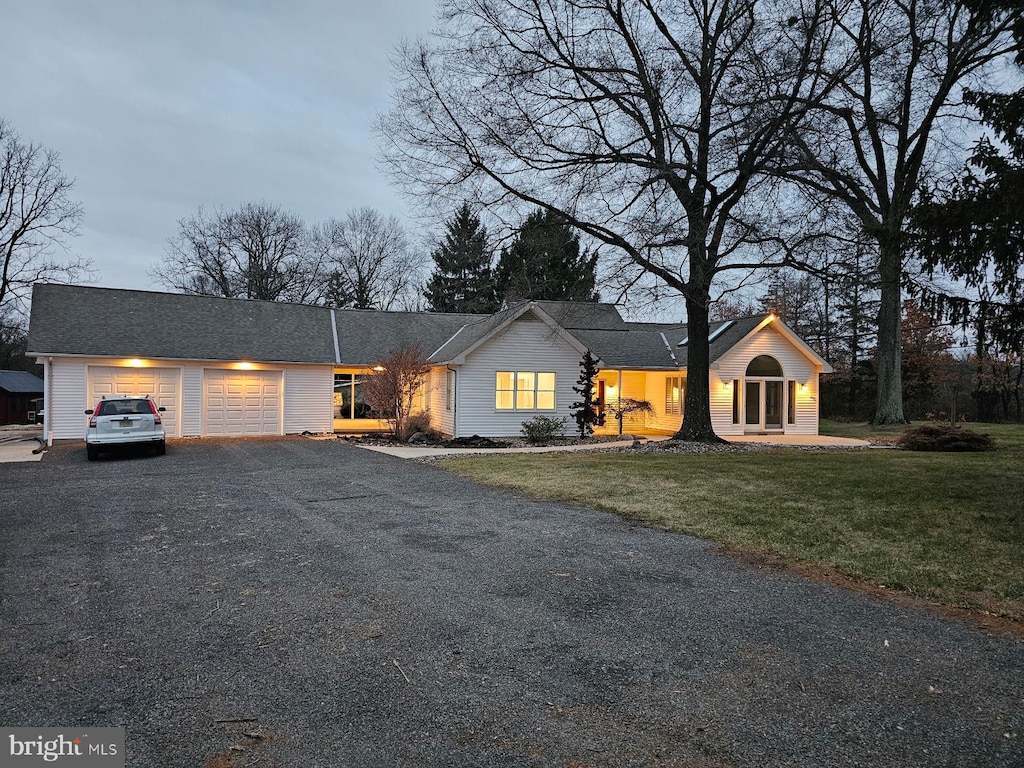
[744,381,760,428]
[764,380,783,429]
[745,379,784,431]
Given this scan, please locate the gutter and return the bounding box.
[330,309,341,365]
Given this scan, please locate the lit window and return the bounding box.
[516,372,535,409]
[496,372,514,410]
[495,371,555,411]
[665,376,684,415]
[537,372,556,410]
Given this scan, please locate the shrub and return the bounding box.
[404,412,440,442]
[897,424,995,452]
[520,415,567,445]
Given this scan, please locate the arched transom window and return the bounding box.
[746,355,783,377]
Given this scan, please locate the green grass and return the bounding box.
[439,422,1024,623]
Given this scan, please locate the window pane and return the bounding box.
[517,390,535,409]
[746,355,783,377]
[537,391,555,410]
[537,372,555,390]
[496,390,514,410]
[516,371,535,392]
[745,382,760,424]
[496,371,514,390]
[352,376,370,418]
[334,373,353,419]
[788,380,797,424]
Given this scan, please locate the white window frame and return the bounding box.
[665,376,684,415]
[495,371,556,411]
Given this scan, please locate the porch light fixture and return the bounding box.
[372,365,385,372]
[127,358,145,367]
[237,361,254,370]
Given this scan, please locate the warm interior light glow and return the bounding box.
[127,358,144,367]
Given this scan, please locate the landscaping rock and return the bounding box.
[441,435,512,449]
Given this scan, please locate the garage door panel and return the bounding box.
[204,370,282,436]
[88,367,181,437]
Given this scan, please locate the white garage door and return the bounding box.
[89,366,181,437]
[204,369,282,436]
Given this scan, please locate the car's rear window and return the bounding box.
[97,399,151,416]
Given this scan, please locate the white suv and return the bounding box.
[85,396,167,461]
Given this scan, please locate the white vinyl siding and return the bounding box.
[284,366,334,434]
[204,369,282,436]
[456,319,579,437]
[47,358,87,441]
[712,325,819,435]
[428,366,455,436]
[641,372,685,433]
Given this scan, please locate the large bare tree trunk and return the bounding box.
[873,243,906,424]
[674,291,723,442]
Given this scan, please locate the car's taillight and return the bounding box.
[89,402,101,428]
[149,400,162,425]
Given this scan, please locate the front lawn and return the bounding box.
[438,422,1024,625]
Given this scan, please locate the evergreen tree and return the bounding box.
[908,0,1024,421]
[494,209,599,303]
[423,203,499,313]
[571,350,601,438]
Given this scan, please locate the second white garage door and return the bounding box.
[204,369,282,436]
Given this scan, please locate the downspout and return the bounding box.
[330,310,341,433]
[447,365,458,438]
[44,357,52,446]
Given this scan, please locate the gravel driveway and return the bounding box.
[1,437,1021,767]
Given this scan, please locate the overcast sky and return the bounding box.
[2,0,439,293]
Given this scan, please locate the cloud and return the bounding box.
[1,0,438,290]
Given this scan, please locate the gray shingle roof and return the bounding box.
[0,369,44,393]
[335,308,483,366]
[532,301,626,330]
[28,284,338,363]
[26,285,775,372]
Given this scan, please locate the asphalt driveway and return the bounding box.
[1,437,1021,767]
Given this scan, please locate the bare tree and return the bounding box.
[362,344,431,440]
[776,0,1021,423]
[0,118,89,314]
[313,207,419,310]
[155,202,328,303]
[379,0,845,441]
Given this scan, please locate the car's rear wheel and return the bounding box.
[86,444,99,461]
[155,440,166,456]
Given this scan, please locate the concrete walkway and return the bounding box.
[0,427,46,463]
[358,432,868,459]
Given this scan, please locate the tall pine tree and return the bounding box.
[423,203,499,313]
[495,209,599,303]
